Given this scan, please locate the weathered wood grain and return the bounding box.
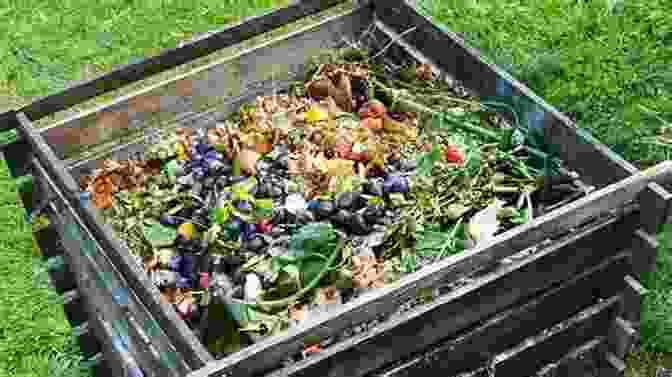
[371,252,632,377]
[204,212,638,377]
[535,338,605,377]
[72,321,102,360]
[18,114,212,369]
[38,3,370,162]
[607,317,638,359]
[458,295,621,377]
[629,229,658,279]
[36,162,188,377]
[622,275,648,325]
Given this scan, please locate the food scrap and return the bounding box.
[80,46,591,358]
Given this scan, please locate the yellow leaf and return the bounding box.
[177,223,195,241]
[175,143,187,160]
[304,105,329,123]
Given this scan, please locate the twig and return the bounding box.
[525,191,534,222]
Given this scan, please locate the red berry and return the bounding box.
[256,220,272,233]
[444,145,464,163]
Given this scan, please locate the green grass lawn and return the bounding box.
[0,0,670,376]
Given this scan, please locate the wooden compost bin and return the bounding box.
[2,1,672,376]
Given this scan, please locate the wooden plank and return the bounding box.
[19,140,212,370]
[446,297,621,377]
[41,179,189,377]
[189,165,666,376]
[637,183,672,234]
[38,3,371,162]
[535,338,605,377]
[267,241,631,377]
[62,289,88,328]
[46,255,77,294]
[372,252,632,377]
[604,353,627,375]
[240,215,637,377]
[90,353,116,377]
[72,321,103,360]
[484,296,621,377]
[607,317,638,359]
[622,275,648,325]
[629,229,658,279]
[1,0,350,125]
[60,243,162,377]
[88,312,145,377]
[33,228,64,259]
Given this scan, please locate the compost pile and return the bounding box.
[79,47,594,358]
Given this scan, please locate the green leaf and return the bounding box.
[142,220,177,248]
[211,206,232,225]
[255,198,273,210]
[288,223,336,257]
[416,143,442,176]
[300,259,325,286]
[163,160,180,180]
[282,264,301,284]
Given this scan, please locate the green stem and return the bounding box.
[244,240,346,309]
[370,78,500,141]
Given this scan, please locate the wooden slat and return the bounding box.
[622,275,648,325]
[629,229,658,279]
[87,312,145,377]
[38,3,370,162]
[605,352,627,375]
[637,183,672,234]
[62,289,88,328]
[472,295,621,377]
[535,338,605,377]
[0,0,350,125]
[90,353,115,377]
[226,213,637,377]
[372,252,632,377]
[72,321,103,360]
[46,255,77,294]
[41,176,188,377]
[17,123,212,370]
[607,317,638,359]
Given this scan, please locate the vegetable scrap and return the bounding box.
[80,47,593,358]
